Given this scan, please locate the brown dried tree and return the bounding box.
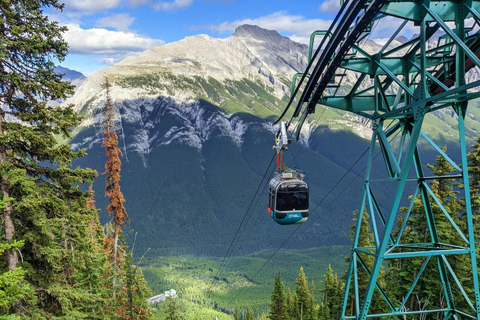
[102,78,129,297]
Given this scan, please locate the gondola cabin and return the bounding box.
[268,171,309,225]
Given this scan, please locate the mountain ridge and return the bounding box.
[64,24,480,257]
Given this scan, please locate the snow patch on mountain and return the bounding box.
[71,96,251,166]
[65,24,378,166]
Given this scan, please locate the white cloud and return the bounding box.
[128,0,194,11]
[63,0,122,16]
[64,23,165,64]
[197,11,331,44]
[152,0,194,11]
[370,17,418,43]
[96,13,136,32]
[319,0,341,14]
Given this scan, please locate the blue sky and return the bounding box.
[50,0,412,75]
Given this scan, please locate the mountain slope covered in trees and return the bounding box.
[63,24,480,259]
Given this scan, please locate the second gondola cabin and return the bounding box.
[268,171,309,225]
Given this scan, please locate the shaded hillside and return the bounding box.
[66,25,480,257]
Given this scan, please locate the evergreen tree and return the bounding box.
[386,146,467,315]
[0,198,30,314]
[269,271,287,320]
[246,307,255,320]
[125,253,152,319]
[0,0,76,271]
[317,303,331,320]
[345,209,387,316]
[319,265,343,319]
[286,288,295,319]
[234,305,239,320]
[467,137,480,213]
[466,137,480,257]
[0,0,115,317]
[164,296,185,320]
[102,78,129,287]
[294,267,311,320]
[306,280,317,320]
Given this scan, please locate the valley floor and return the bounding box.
[141,245,350,319]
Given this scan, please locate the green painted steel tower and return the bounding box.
[282,0,480,318]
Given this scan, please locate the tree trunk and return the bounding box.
[0,115,17,271]
[112,229,118,299]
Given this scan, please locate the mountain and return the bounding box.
[55,65,86,89]
[63,25,480,257]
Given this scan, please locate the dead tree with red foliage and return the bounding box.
[102,78,129,298]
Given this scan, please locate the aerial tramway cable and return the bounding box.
[205,118,306,299]
[205,152,277,298]
[223,125,401,310]
[210,0,384,305]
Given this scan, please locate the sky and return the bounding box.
[48,0,414,75]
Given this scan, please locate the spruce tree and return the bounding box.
[269,271,287,320]
[125,253,152,319]
[0,0,115,317]
[286,288,295,319]
[306,280,317,320]
[234,305,239,320]
[345,209,387,315]
[294,267,311,320]
[0,0,76,271]
[164,296,185,320]
[320,265,343,319]
[101,78,130,314]
[246,307,255,320]
[102,78,128,267]
[466,137,480,257]
[386,146,468,314]
[467,137,480,213]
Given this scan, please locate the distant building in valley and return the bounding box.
[147,289,178,304]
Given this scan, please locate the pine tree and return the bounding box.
[125,253,152,319]
[234,305,239,320]
[246,307,255,320]
[345,209,387,316]
[294,267,311,320]
[386,146,468,314]
[466,137,480,256]
[269,271,287,320]
[286,288,295,319]
[102,78,129,304]
[320,265,343,319]
[164,296,185,320]
[0,0,115,317]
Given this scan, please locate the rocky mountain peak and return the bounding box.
[395,35,409,44]
[232,24,286,42]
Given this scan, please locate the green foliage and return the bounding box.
[116,72,287,119]
[246,307,255,320]
[141,247,349,318]
[385,146,473,317]
[0,238,30,312]
[319,265,343,320]
[125,253,153,319]
[0,1,134,318]
[163,297,185,320]
[234,305,239,320]
[269,271,287,320]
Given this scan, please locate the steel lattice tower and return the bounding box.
[284,0,480,318]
